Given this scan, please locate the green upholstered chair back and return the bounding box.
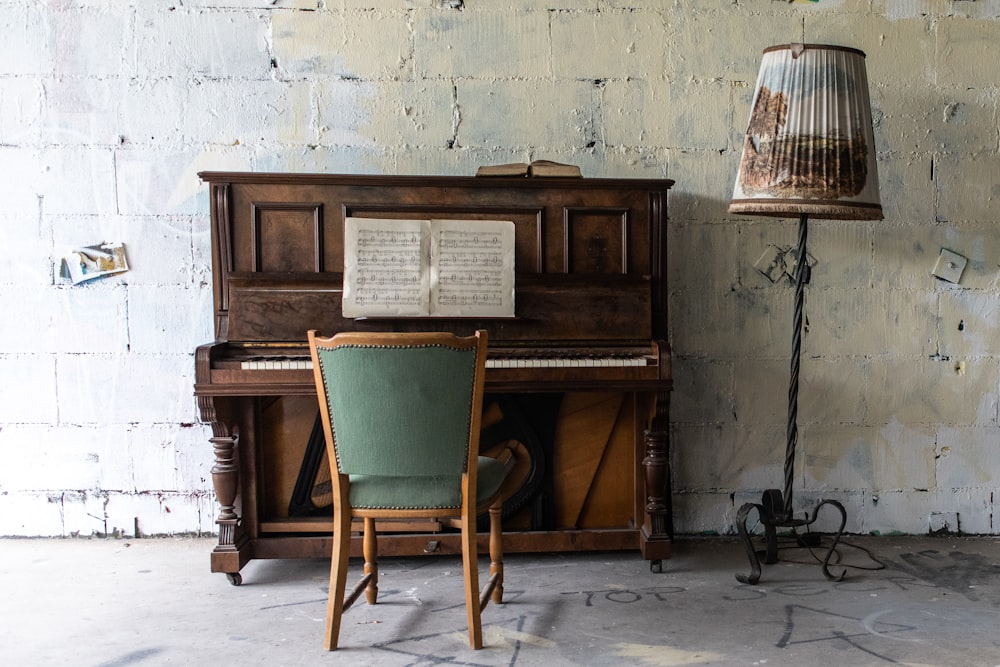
[313,334,483,479]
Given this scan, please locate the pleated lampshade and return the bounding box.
[730,44,883,220]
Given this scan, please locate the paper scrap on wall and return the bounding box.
[62,242,129,285]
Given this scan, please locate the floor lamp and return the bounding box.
[729,44,883,584]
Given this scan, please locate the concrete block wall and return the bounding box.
[0,0,997,537]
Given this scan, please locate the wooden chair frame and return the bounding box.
[308,329,503,650]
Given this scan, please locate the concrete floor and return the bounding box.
[2,535,999,666]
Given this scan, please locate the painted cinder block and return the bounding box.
[115,149,236,216]
[811,14,934,87]
[182,80,315,146]
[732,359,794,426]
[414,10,551,79]
[602,79,672,149]
[804,288,937,358]
[0,493,67,537]
[133,7,271,81]
[56,354,198,426]
[1,78,43,145]
[867,355,1000,426]
[807,221,875,287]
[48,7,128,79]
[671,422,787,493]
[316,79,456,149]
[730,286,794,359]
[458,79,595,149]
[128,424,212,493]
[795,358,870,425]
[0,355,58,425]
[251,144,379,175]
[935,153,1000,223]
[863,489,984,535]
[119,215,199,287]
[0,425,116,492]
[103,491,216,537]
[550,9,667,80]
[927,86,998,154]
[595,146,667,179]
[877,86,937,155]
[670,492,737,536]
[340,10,417,80]
[668,221,738,294]
[871,218,961,289]
[2,2,48,77]
[670,358,734,426]
[168,424,216,493]
[116,78,186,148]
[936,426,1000,489]
[664,78,731,152]
[800,423,880,490]
[669,289,736,360]
[272,8,417,80]
[664,148,736,222]
[871,0,939,22]
[270,9,350,78]
[128,285,214,355]
[871,419,936,492]
[314,79,380,148]
[40,147,117,216]
[936,17,1000,88]
[939,290,1000,358]
[0,286,128,354]
[666,11,801,82]
[868,156,935,227]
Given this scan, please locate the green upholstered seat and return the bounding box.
[348,456,508,510]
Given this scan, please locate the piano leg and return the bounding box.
[199,396,250,584]
[639,391,672,571]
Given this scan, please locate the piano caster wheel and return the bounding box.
[649,559,663,573]
[226,572,243,586]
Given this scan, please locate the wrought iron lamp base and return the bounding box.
[735,488,848,584]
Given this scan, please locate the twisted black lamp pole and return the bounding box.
[783,213,807,518]
[734,213,847,584]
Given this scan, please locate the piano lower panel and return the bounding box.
[258,392,641,530]
[207,389,670,578]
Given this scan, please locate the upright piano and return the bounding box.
[194,172,674,584]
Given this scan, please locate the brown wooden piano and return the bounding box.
[194,171,674,584]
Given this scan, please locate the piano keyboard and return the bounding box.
[239,355,652,371]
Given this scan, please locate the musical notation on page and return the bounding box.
[342,217,515,318]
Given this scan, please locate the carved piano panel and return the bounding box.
[195,172,674,582]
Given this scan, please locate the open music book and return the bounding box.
[342,217,516,318]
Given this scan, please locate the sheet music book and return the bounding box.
[342,217,515,318]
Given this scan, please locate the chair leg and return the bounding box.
[363,517,379,604]
[488,499,504,605]
[325,501,353,651]
[461,509,484,649]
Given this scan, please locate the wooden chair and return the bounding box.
[307,329,505,651]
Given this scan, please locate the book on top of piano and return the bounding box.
[342,217,516,319]
[476,160,582,178]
